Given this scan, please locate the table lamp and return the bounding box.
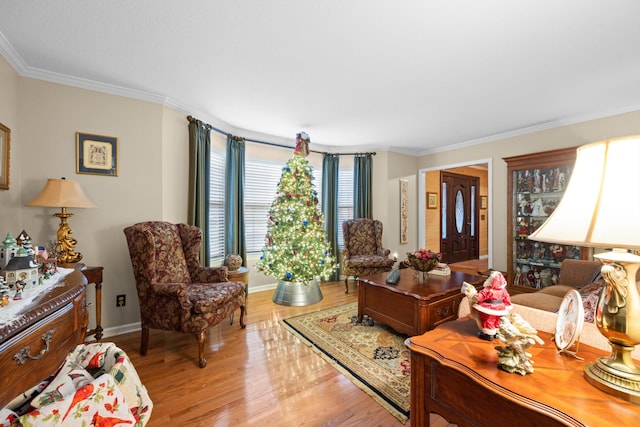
[26,177,96,267]
[528,135,640,404]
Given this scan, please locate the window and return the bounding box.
[209,148,225,263]
[244,157,287,254]
[337,168,353,248]
[209,150,352,261]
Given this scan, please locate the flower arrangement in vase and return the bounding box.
[406,249,441,282]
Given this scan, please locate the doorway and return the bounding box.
[418,158,492,269]
[440,171,479,263]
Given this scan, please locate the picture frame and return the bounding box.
[400,179,408,244]
[481,195,488,210]
[76,132,118,176]
[427,192,437,209]
[0,122,10,190]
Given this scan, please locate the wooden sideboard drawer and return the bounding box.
[0,271,86,408]
[427,294,462,330]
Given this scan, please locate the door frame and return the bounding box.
[418,157,493,268]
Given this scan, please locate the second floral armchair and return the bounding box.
[342,218,396,293]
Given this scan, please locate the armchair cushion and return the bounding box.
[343,254,396,269]
[189,282,244,314]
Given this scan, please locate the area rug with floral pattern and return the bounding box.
[282,302,410,423]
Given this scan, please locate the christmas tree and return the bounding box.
[257,133,336,283]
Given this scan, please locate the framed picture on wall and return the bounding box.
[427,192,437,209]
[0,122,10,190]
[76,132,118,176]
[400,179,408,244]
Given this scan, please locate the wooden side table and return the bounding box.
[81,266,104,342]
[227,266,249,296]
[406,317,640,426]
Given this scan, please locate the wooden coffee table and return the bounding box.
[356,269,483,336]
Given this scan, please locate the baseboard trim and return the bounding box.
[100,322,141,339]
[101,283,281,339]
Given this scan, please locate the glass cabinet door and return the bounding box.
[504,147,583,290]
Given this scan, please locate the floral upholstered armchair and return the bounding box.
[123,221,246,368]
[342,218,396,293]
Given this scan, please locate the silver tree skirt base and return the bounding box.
[273,279,323,306]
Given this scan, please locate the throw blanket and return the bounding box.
[0,343,152,426]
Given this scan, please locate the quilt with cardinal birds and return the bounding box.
[1,342,152,426]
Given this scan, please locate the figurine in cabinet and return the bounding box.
[517,219,529,236]
[550,244,564,261]
[514,267,524,287]
[530,198,545,216]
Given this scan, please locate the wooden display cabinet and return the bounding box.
[503,147,587,291]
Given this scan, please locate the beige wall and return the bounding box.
[1,56,187,333]
[0,55,21,232]
[380,152,419,262]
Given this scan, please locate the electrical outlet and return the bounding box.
[116,294,126,307]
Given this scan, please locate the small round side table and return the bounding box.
[227,266,249,296]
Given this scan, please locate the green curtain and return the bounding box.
[353,153,373,219]
[322,154,340,281]
[224,136,247,267]
[188,119,211,264]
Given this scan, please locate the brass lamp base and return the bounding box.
[584,343,640,405]
[54,208,84,266]
[584,249,640,405]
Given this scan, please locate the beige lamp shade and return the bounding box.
[26,178,96,208]
[528,135,640,249]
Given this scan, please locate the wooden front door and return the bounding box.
[440,171,479,264]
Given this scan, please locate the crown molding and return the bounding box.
[3,31,639,157]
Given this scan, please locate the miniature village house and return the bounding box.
[1,247,39,287]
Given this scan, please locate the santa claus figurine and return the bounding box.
[463,271,512,341]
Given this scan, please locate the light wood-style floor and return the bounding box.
[111,280,456,427]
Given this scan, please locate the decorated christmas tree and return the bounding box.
[257,132,336,284]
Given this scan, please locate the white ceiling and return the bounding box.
[1,0,640,154]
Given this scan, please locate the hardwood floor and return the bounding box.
[111,280,454,427]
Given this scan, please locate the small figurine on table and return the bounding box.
[13,280,25,300]
[0,276,9,306]
[461,271,512,341]
[495,313,544,375]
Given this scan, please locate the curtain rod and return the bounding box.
[187,115,376,157]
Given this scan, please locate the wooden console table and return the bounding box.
[0,269,87,408]
[406,317,640,426]
[81,266,104,342]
